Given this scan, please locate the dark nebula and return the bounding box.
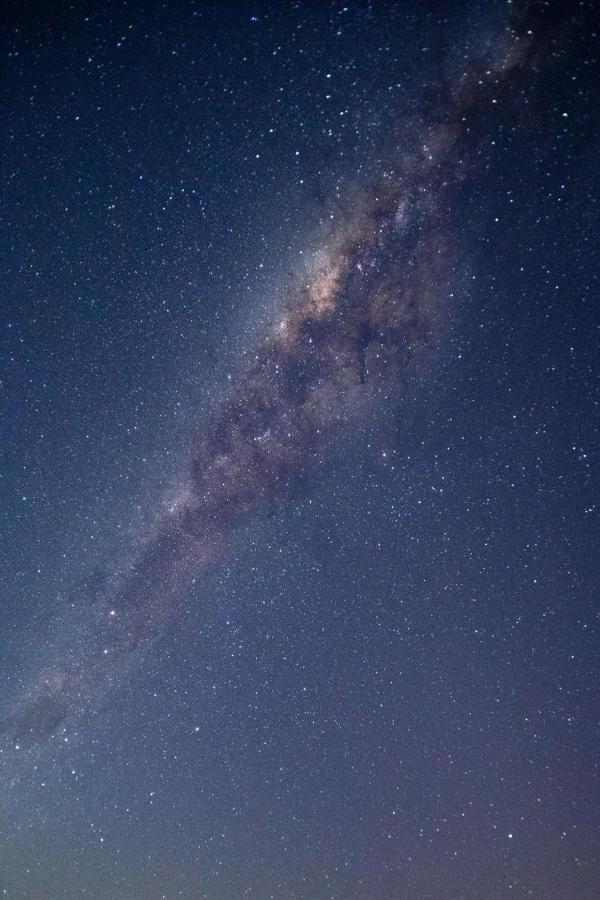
[2,25,535,754]
[2,0,599,895]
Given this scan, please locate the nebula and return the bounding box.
[1,18,534,758]
[7,179,448,752]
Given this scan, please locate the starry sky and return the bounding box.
[1,1,599,898]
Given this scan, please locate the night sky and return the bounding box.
[1,2,599,898]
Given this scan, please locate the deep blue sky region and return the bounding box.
[1,1,599,898]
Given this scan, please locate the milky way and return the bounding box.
[2,20,533,761]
